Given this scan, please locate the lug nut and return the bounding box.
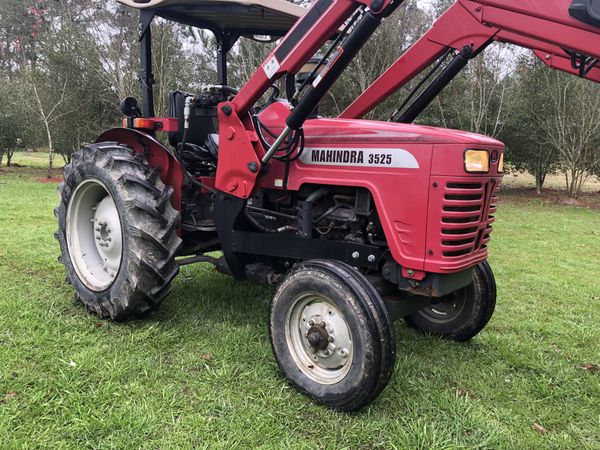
[308,320,314,326]
[328,335,334,342]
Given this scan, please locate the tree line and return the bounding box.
[1,0,599,197]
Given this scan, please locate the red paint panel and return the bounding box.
[214,102,262,198]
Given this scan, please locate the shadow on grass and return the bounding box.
[121,261,496,375]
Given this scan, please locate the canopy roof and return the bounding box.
[117,0,307,37]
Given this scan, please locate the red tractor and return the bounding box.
[55,0,600,411]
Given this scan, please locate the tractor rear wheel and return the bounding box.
[55,142,181,320]
[269,259,396,412]
[404,261,496,341]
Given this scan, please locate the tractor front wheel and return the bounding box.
[269,259,396,412]
[55,142,181,320]
[404,261,496,341]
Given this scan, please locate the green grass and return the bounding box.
[0,169,599,449]
[7,151,65,169]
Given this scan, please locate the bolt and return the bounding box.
[95,227,101,232]
[428,250,434,256]
[320,321,326,328]
[323,350,329,356]
[96,236,101,240]
[352,251,360,259]
[545,54,551,60]
[308,320,314,326]
[221,105,232,116]
[328,335,334,342]
[433,182,438,188]
[367,254,376,262]
[407,269,415,277]
[247,162,259,173]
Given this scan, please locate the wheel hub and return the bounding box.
[66,179,123,291]
[419,288,467,323]
[92,195,122,277]
[286,294,353,384]
[306,323,329,351]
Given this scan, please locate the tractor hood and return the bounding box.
[258,102,504,148]
[302,118,505,147]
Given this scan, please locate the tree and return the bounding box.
[536,71,600,198]
[501,57,561,193]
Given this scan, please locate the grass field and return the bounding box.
[0,167,599,449]
[7,151,66,169]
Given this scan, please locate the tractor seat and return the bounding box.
[570,0,600,28]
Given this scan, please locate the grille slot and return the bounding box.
[442,216,480,224]
[442,227,478,235]
[443,205,481,213]
[445,194,483,201]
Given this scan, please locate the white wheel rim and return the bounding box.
[285,292,353,385]
[66,179,123,291]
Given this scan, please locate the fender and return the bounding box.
[96,128,184,215]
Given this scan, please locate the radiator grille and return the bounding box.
[440,181,498,258]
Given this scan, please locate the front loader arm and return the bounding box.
[341,0,600,119]
[233,0,397,116]
[217,0,402,198]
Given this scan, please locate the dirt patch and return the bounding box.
[499,185,600,211]
[36,177,63,183]
[0,166,64,179]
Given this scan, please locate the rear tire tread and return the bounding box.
[56,142,181,321]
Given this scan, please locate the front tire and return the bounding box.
[270,260,396,412]
[404,261,496,341]
[55,142,181,320]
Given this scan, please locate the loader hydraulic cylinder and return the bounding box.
[286,8,387,130]
[397,45,474,124]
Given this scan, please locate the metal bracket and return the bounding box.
[569,50,599,77]
[139,10,156,41]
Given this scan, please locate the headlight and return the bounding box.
[498,153,504,173]
[464,150,489,173]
